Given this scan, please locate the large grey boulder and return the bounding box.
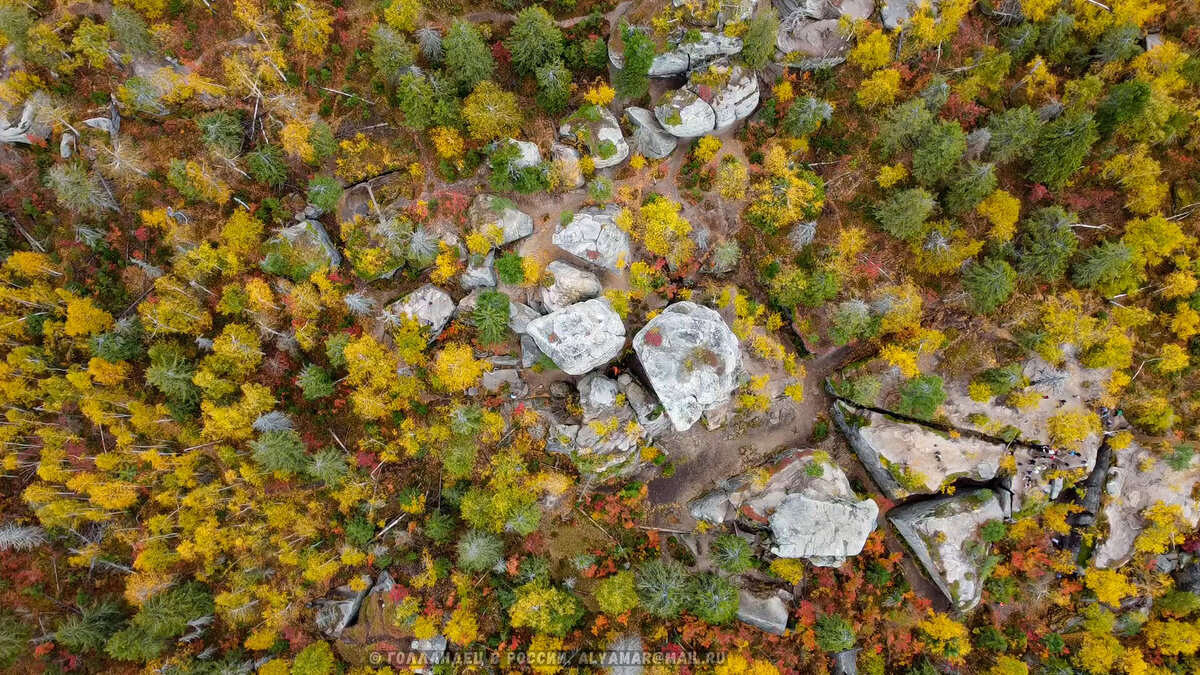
[314,574,372,637]
[689,449,878,566]
[703,62,760,130]
[508,301,540,334]
[461,250,497,289]
[624,107,678,159]
[655,89,717,138]
[262,219,342,280]
[542,260,602,312]
[646,32,744,77]
[633,302,741,431]
[527,298,626,375]
[775,0,873,19]
[385,284,455,340]
[559,105,630,169]
[737,591,789,635]
[777,18,852,68]
[498,138,541,170]
[554,205,631,273]
[882,0,938,30]
[467,194,534,248]
[889,489,1004,611]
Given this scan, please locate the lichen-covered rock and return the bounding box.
[889,489,1004,611]
[633,302,741,431]
[385,284,455,341]
[542,260,602,312]
[498,138,541,170]
[774,0,873,20]
[643,32,744,77]
[654,89,717,138]
[553,205,631,273]
[881,0,939,30]
[559,105,630,169]
[508,301,540,334]
[482,368,528,397]
[546,373,666,480]
[461,250,496,289]
[624,107,679,159]
[262,220,341,281]
[314,574,372,637]
[777,18,852,69]
[689,449,878,566]
[467,194,534,248]
[695,61,760,130]
[527,298,626,375]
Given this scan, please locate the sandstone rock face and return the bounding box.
[542,260,602,312]
[777,18,852,68]
[385,284,455,341]
[1093,440,1200,569]
[624,107,679,159]
[314,575,372,637]
[554,205,631,272]
[649,32,744,77]
[689,449,878,566]
[461,250,497,289]
[550,143,585,188]
[774,0,873,20]
[737,591,789,635]
[527,298,626,376]
[467,194,534,248]
[559,105,630,169]
[655,89,717,138]
[707,64,760,130]
[634,302,741,431]
[889,489,1004,611]
[544,373,666,480]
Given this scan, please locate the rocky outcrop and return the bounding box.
[559,105,630,169]
[467,194,534,248]
[737,591,790,635]
[499,138,541,170]
[544,373,666,480]
[262,220,342,280]
[527,298,626,376]
[706,63,760,130]
[1093,440,1200,569]
[634,302,741,432]
[554,205,631,273]
[461,250,497,289]
[624,107,679,159]
[881,0,939,30]
[508,301,540,334]
[482,368,528,397]
[774,0,874,20]
[777,18,852,69]
[550,143,585,188]
[689,449,878,566]
[314,574,372,637]
[542,260,603,312]
[655,89,717,138]
[610,30,743,78]
[385,284,455,340]
[889,489,1004,611]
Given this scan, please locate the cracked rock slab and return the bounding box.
[385,284,455,341]
[527,298,626,375]
[542,260,602,312]
[633,301,741,431]
[553,205,631,273]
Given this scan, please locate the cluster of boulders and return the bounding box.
[690,449,879,567]
[653,60,760,137]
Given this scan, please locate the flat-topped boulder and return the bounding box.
[690,60,760,130]
[553,205,630,273]
[633,302,741,431]
[527,298,626,375]
[466,194,534,248]
[541,260,602,312]
[655,89,717,138]
[689,449,878,566]
[777,18,852,69]
[385,284,455,340]
[889,489,1004,611]
[624,107,678,159]
[559,105,629,169]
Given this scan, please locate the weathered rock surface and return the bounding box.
[889,489,1004,611]
[554,205,631,273]
[385,284,455,340]
[689,449,878,566]
[315,574,372,637]
[1093,440,1200,569]
[527,298,626,375]
[774,0,873,20]
[624,107,679,159]
[467,194,534,248]
[737,591,789,635]
[882,0,939,30]
[559,105,630,169]
[544,373,665,480]
[461,250,497,289]
[650,32,744,77]
[654,89,717,138]
[482,368,528,397]
[508,301,540,334]
[633,302,742,431]
[542,260,603,312]
[499,138,541,170]
[704,63,760,130]
[777,18,852,68]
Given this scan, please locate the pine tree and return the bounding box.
[505,6,563,74]
[55,600,125,653]
[297,363,335,400]
[44,162,118,214]
[876,99,933,159]
[196,111,243,157]
[246,145,288,186]
[250,429,309,475]
[741,9,779,71]
[815,614,857,652]
[635,559,686,618]
[897,374,946,420]
[307,448,349,485]
[371,25,417,83]
[986,105,1042,164]
[615,25,653,101]
[686,573,739,624]
[962,258,1016,313]
[874,188,936,242]
[944,162,997,213]
[474,290,510,345]
[1072,240,1140,296]
[535,59,572,114]
[1015,206,1078,281]
[443,21,494,93]
[0,611,30,670]
[912,120,966,186]
[0,523,47,550]
[457,529,503,572]
[306,175,343,213]
[711,534,753,574]
[1027,111,1098,188]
